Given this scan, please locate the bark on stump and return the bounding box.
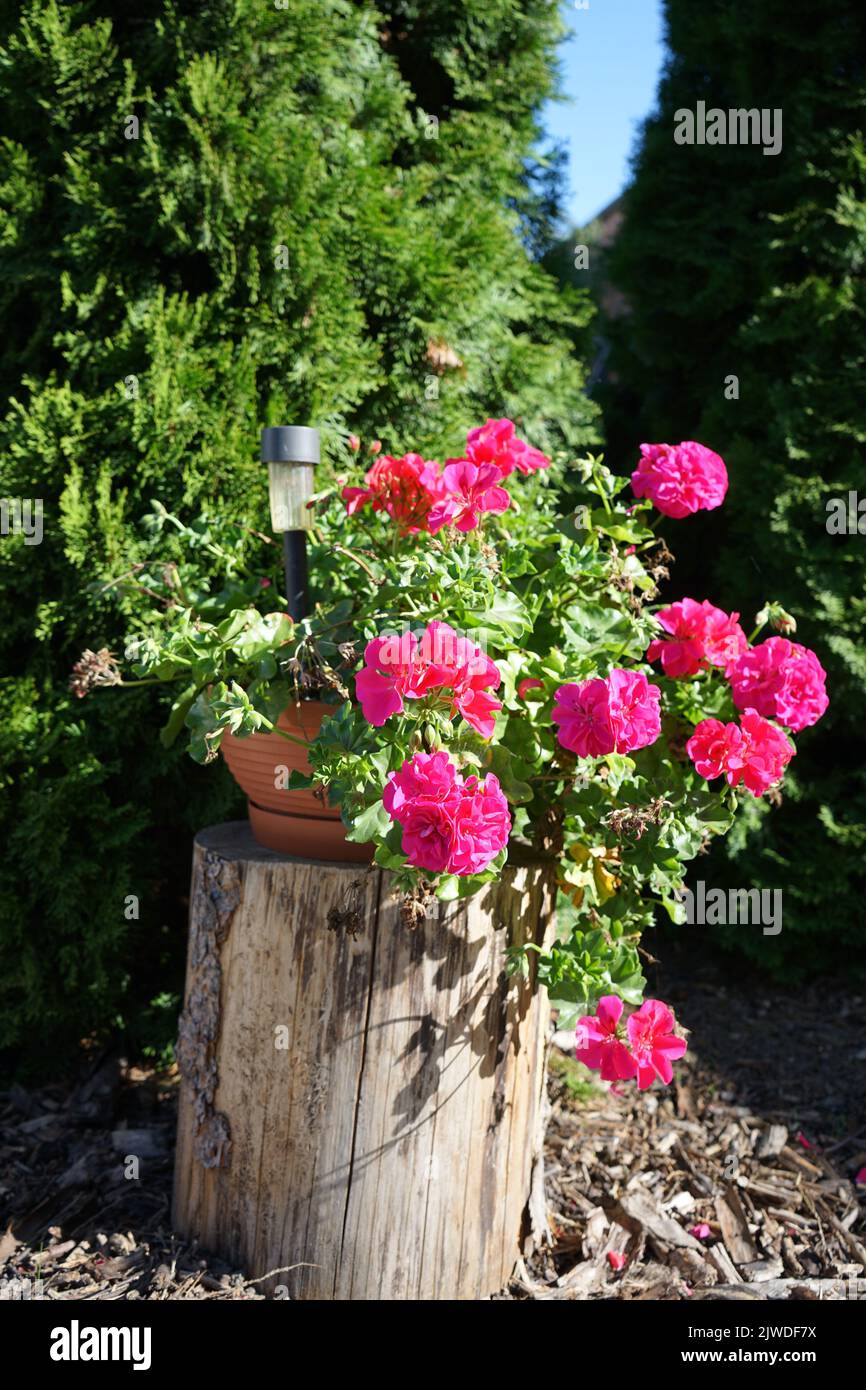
[173,821,555,1300]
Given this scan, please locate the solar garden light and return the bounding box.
[261,424,319,621]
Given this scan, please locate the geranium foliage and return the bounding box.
[94,424,829,1085]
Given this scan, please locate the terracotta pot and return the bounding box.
[221,700,372,862]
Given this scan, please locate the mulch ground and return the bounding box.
[2,940,864,1301]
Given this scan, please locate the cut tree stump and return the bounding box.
[172,821,556,1300]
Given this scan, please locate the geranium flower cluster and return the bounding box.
[342,419,549,536]
[631,440,728,518]
[383,751,511,876]
[338,424,826,1123]
[646,598,747,679]
[552,669,661,758]
[355,621,502,738]
[427,460,510,534]
[343,451,443,535]
[686,708,795,797]
[575,994,687,1090]
[464,417,550,477]
[729,637,829,732]
[646,599,828,795]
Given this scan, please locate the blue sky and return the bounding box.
[544,0,667,227]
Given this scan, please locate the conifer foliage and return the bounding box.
[602,0,866,970]
[0,0,597,1059]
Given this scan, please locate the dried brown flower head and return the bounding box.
[68,648,122,699]
[400,880,436,929]
[606,796,669,840]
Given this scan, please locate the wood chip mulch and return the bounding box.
[1,943,864,1301]
[515,943,866,1301]
[0,1055,264,1300]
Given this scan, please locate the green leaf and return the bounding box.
[230,610,294,661]
[216,608,253,644]
[466,589,530,640]
[185,687,226,763]
[374,843,408,870]
[434,874,461,901]
[589,508,646,543]
[603,753,635,794]
[159,682,199,749]
[481,743,534,803]
[345,800,390,844]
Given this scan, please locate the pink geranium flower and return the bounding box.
[690,1224,712,1241]
[607,1252,627,1272]
[552,678,615,757]
[627,998,688,1090]
[687,709,794,797]
[729,637,828,732]
[738,709,796,796]
[383,752,462,873]
[553,670,661,758]
[354,630,452,726]
[575,995,638,1082]
[446,643,503,738]
[465,417,550,478]
[355,622,502,738]
[607,669,662,753]
[383,752,510,876]
[427,460,511,533]
[685,718,747,784]
[450,774,513,875]
[631,441,728,519]
[425,620,503,737]
[576,996,687,1090]
[647,598,748,679]
[342,451,444,534]
[382,749,459,818]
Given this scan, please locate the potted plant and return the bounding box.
[75,420,828,1085]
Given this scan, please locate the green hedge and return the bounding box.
[0,0,598,1068]
[600,0,866,973]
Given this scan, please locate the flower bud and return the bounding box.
[769,606,797,635]
[755,601,797,635]
[421,721,441,754]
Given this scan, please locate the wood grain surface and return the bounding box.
[173,821,555,1300]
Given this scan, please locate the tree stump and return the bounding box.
[172,821,556,1300]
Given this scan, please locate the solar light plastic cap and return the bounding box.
[260,425,320,466]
